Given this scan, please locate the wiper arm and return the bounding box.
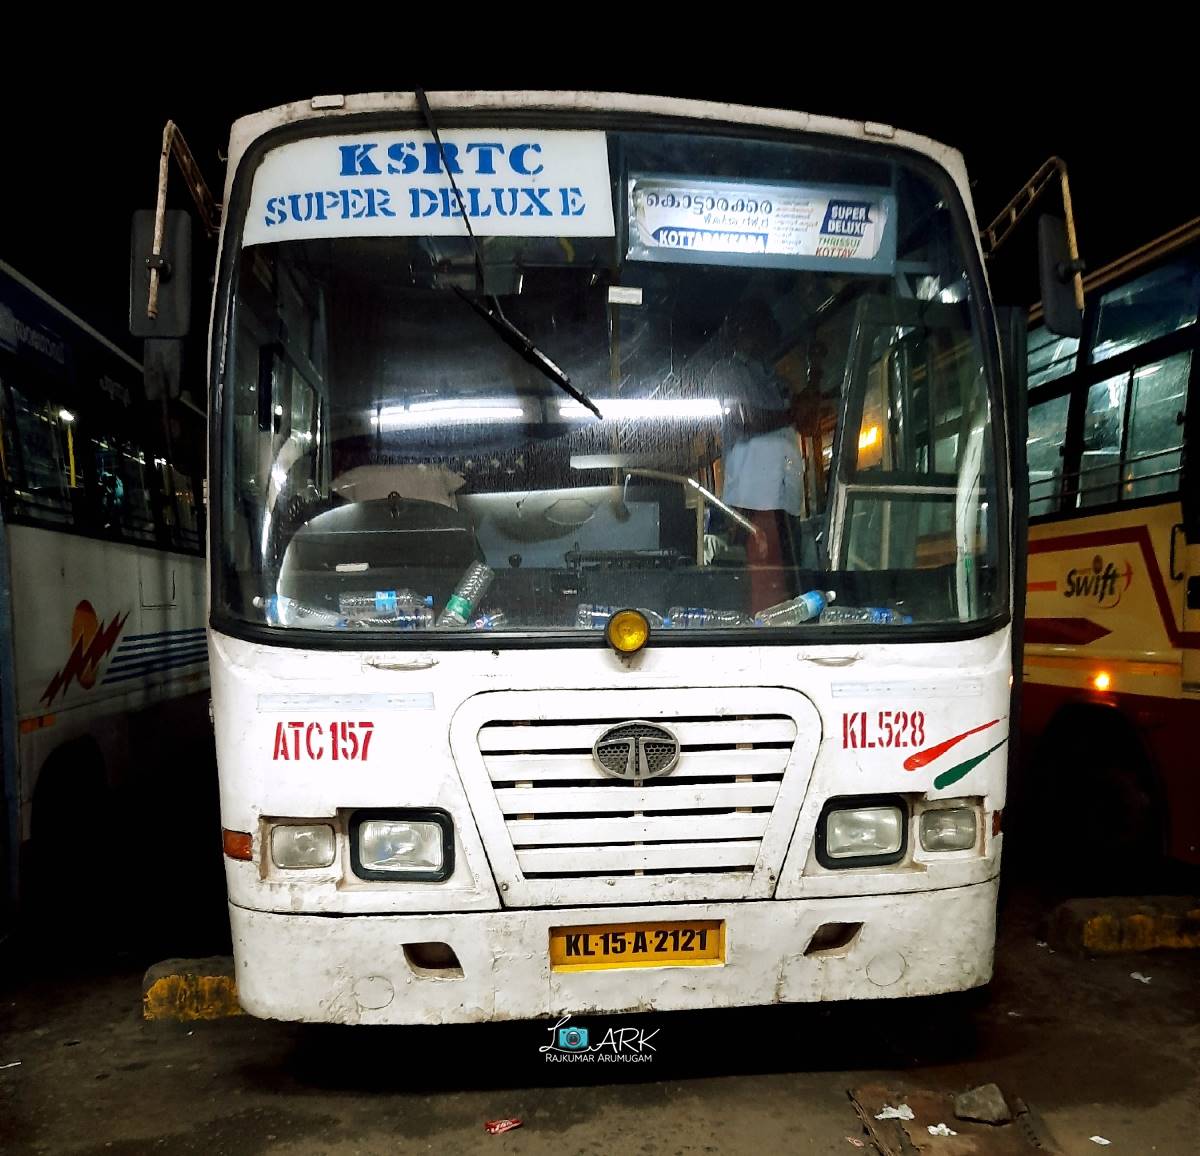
[452,288,602,417]
[414,88,602,420]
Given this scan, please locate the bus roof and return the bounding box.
[0,258,142,373]
[223,90,975,235]
[1030,216,1200,324]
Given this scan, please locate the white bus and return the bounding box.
[173,92,1035,1023]
[0,260,208,915]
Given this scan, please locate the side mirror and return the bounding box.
[130,210,192,339]
[1037,214,1084,339]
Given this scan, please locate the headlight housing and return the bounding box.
[817,796,906,868]
[270,823,336,869]
[920,805,978,852]
[350,809,454,881]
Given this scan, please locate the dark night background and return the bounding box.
[2,43,1191,359]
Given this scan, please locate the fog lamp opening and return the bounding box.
[804,921,863,956]
[403,942,464,978]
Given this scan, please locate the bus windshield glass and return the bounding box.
[219,127,1003,639]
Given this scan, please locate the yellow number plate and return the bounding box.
[549,920,725,971]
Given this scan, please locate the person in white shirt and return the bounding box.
[714,297,806,608]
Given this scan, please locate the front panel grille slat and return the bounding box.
[486,747,790,782]
[506,812,771,846]
[493,782,781,814]
[517,840,760,874]
[479,717,797,752]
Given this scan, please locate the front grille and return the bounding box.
[452,688,817,906]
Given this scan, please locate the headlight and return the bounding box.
[270,823,336,869]
[920,806,978,852]
[819,798,906,867]
[351,810,454,881]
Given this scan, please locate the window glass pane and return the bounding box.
[844,496,957,571]
[3,382,75,524]
[1077,373,1127,506]
[1091,260,1200,363]
[1027,394,1068,516]
[1027,326,1078,388]
[1125,352,1189,499]
[162,465,202,551]
[94,436,156,541]
[837,299,998,622]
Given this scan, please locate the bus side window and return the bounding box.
[93,435,156,541]
[1077,353,1191,507]
[2,380,76,526]
[1091,260,1200,364]
[161,463,202,552]
[1124,352,1190,499]
[1027,394,1068,516]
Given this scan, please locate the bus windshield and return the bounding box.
[218,127,1003,639]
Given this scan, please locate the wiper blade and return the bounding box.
[452,288,602,418]
[414,88,602,420]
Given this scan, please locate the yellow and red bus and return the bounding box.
[1022,218,1200,870]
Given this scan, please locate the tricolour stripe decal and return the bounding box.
[903,719,1001,771]
[933,740,1008,790]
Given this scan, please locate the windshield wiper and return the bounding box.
[414,88,602,420]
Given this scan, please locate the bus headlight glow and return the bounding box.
[270,824,336,869]
[351,810,454,881]
[819,800,905,866]
[919,806,978,852]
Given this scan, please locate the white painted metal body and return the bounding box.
[216,628,1008,1021]
[0,262,208,854]
[212,92,1009,1024]
[10,525,207,840]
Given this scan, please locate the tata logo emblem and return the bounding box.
[592,721,680,784]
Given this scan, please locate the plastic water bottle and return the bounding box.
[339,589,433,618]
[574,604,665,628]
[665,606,750,627]
[349,606,435,630]
[754,590,835,627]
[575,603,613,629]
[820,605,913,626]
[437,562,495,627]
[254,594,346,629]
[472,610,508,630]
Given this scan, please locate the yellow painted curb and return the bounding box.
[1048,898,1200,955]
[142,958,244,1021]
[1079,907,1200,953]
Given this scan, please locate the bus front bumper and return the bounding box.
[229,878,997,1024]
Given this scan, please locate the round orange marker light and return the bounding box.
[1092,671,1111,691]
[605,608,651,655]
